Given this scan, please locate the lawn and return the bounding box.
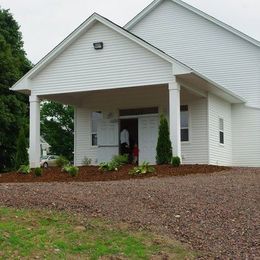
[0,207,197,259]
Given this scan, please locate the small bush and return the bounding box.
[56,156,69,168]
[82,156,92,166]
[17,165,31,174]
[156,115,172,165]
[171,156,181,167]
[15,127,29,169]
[129,161,155,175]
[62,165,79,177]
[99,160,120,172]
[34,167,42,176]
[112,154,128,166]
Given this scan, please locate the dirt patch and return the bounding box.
[0,164,227,183]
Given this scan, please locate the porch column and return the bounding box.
[169,79,181,158]
[29,95,40,168]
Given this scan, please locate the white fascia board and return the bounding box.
[11,15,98,91]
[11,12,191,93]
[191,71,246,103]
[125,0,260,48]
[173,0,260,48]
[96,15,191,73]
[172,63,192,75]
[11,14,98,92]
[125,0,162,30]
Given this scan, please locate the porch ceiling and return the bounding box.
[39,83,202,107]
[177,73,245,104]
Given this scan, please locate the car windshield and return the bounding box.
[41,156,48,160]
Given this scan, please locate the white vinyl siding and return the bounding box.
[208,94,232,166]
[232,104,260,167]
[130,0,260,108]
[74,86,168,165]
[74,86,209,166]
[31,21,172,95]
[74,107,98,166]
[180,98,208,164]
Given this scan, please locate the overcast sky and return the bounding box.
[1,0,260,64]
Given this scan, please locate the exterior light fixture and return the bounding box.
[93,42,103,50]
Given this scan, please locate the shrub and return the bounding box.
[62,165,79,177]
[34,167,42,176]
[99,160,120,172]
[171,156,181,167]
[15,127,29,169]
[156,115,172,165]
[17,165,31,174]
[129,161,155,175]
[82,156,92,166]
[56,156,69,168]
[112,154,128,166]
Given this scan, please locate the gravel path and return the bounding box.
[0,168,259,259]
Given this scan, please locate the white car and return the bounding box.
[40,155,59,168]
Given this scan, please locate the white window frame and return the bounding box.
[180,105,190,143]
[91,111,102,147]
[219,117,224,145]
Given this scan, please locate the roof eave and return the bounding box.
[11,12,192,93]
[124,0,260,48]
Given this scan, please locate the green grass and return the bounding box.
[0,207,197,259]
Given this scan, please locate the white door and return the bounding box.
[138,116,159,164]
[97,119,119,163]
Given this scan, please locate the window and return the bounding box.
[91,111,102,146]
[181,105,189,142]
[219,118,224,144]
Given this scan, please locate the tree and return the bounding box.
[0,8,32,172]
[41,101,74,160]
[15,127,28,169]
[156,115,172,164]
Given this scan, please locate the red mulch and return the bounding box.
[0,164,228,183]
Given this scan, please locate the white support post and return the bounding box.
[29,95,40,168]
[169,79,181,158]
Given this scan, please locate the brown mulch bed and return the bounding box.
[0,164,228,183]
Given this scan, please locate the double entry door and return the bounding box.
[97,116,159,164]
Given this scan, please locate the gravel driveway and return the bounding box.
[0,168,259,259]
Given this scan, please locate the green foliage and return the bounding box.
[129,161,155,175]
[99,160,120,172]
[99,154,128,172]
[14,127,28,169]
[62,165,79,177]
[112,154,129,165]
[41,101,74,161]
[34,167,42,177]
[156,115,172,165]
[171,156,181,167]
[82,156,92,166]
[0,8,32,172]
[56,156,69,168]
[17,164,30,174]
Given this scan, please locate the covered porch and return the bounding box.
[29,71,243,167]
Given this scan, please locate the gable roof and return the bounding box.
[11,13,191,92]
[125,0,260,48]
[11,12,245,103]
